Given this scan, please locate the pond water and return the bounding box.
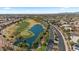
[14,24,44,48]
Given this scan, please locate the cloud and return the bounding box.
[3,7,12,10]
[58,7,76,13]
[59,7,70,11]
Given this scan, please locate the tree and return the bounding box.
[33,42,39,49]
[77,39,79,44]
[3,35,6,38]
[17,42,29,48]
[70,40,75,46]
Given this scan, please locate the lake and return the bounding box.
[14,24,44,48]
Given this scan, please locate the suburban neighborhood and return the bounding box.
[0,7,79,51]
[0,13,79,51]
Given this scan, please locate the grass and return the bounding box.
[36,44,46,51]
[16,30,34,39]
[15,20,29,36]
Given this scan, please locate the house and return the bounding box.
[74,21,79,31]
[62,24,72,30]
[60,20,67,25]
[70,34,79,43]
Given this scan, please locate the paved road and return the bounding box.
[53,26,65,51]
[0,35,4,48]
[46,26,54,51]
[43,20,66,51]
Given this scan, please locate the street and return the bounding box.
[46,26,54,51]
[53,26,65,51]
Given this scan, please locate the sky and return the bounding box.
[0,7,79,14]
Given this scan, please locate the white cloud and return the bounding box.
[59,7,70,11]
[3,7,12,10]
